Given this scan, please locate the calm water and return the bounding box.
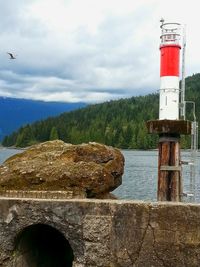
[114,150,158,201]
[114,150,200,203]
[1,148,200,202]
[0,148,23,163]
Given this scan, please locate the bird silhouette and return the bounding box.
[7,52,16,59]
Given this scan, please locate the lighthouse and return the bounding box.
[146,20,192,202]
[159,21,181,120]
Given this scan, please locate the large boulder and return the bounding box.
[0,141,124,198]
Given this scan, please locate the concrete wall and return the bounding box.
[0,198,200,267]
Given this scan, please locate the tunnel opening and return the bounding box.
[14,223,74,267]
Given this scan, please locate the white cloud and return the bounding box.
[0,0,199,103]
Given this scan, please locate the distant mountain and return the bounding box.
[0,97,86,140]
[3,73,200,149]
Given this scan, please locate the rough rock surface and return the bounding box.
[1,199,200,267]
[0,140,124,198]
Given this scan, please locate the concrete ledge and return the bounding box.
[0,190,86,199]
[0,198,200,266]
[146,119,191,135]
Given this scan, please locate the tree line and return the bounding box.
[3,73,200,149]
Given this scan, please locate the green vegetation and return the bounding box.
[49,126,59,140]
[3,73,200,149]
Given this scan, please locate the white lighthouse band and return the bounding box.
[159,76,180,120]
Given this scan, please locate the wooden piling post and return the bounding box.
[158,134,181,201]
[146,120,191,202]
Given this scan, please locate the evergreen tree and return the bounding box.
[49,126,59,140]
[15,125,36,147]
[122,124,133,148]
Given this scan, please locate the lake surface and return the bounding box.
[114,150,200,203]
[0,148,24,163]
[0,148,200,203]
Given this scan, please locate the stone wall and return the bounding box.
[0,198,200,267]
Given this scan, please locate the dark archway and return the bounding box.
[14,223,74,267]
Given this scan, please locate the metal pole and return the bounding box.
[180,25,186,120]
[184,101,198,201]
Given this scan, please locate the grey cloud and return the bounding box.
[0,1,160,102]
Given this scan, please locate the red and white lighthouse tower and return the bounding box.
[159,21,181,120]
[147,20,192,202]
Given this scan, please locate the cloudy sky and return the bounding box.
[0,0,199,103]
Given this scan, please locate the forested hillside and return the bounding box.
[3,73,200,149]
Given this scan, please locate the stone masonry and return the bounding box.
[0,198,200,267]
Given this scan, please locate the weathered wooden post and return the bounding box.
[146,120,191,201]
[146,20,191,201]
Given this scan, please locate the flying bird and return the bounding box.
[7,52,16,59]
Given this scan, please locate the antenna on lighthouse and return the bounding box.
[160,17,164,26]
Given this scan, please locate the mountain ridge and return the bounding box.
[0,97,86,140]
[2,73,200,149]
